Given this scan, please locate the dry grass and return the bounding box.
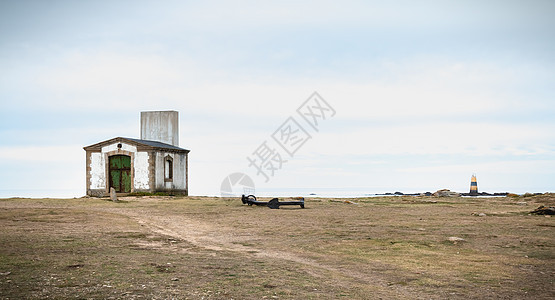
[0,194,553,299]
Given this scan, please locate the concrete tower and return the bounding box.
[140,111,179,146]
[470,174,478,196]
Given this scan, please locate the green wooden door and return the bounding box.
[109,155,131,193]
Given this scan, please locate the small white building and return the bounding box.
[84,111,189,196]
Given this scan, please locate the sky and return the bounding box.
[1,0,554,197]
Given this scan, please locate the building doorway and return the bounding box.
[109,155,131,193]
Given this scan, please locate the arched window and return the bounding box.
[164,155,173,182]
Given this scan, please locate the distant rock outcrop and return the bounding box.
[460,192,509,196]
[433,189,460,197]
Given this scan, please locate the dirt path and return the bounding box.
[113,208,416,299]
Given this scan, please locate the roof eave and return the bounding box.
[84,137,190,153]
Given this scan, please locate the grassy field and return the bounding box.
[0,194,553,299]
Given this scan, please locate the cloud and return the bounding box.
[23,47,550,118]
[316,121,555,156]
[153,1,555,34]
[0,145,83,163]
[398,159,555,175]
[0,145,85,195]
[1,1,554,196]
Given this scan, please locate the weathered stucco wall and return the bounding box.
[154,151,187,191]
[89,142,150,193]
[102,143,137,153]
[89,152,105,189]
[134,152,150,189]
[141,111,179,146]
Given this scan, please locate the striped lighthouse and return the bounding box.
[470,174,478,196]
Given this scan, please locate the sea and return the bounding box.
[0,187,513,199]
[0,187,400,199]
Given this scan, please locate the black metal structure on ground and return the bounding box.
[241,194,305,209]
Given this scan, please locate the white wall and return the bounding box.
[134,151,150,189]
[141,111,179,146]
[102,142,137,153]
[89,152,105,189]
[89,142,150,191]
[154,151,187,190]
